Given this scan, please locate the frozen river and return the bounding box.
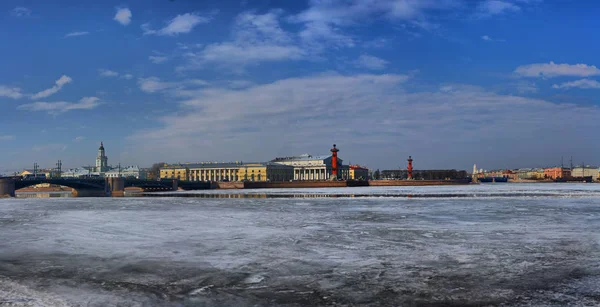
[2,183,600,306]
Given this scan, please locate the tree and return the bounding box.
[373,169,380,180]
[149,162,165,180]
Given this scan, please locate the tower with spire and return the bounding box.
[96,142,108,173]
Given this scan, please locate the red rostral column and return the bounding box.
[330,144,340,179]
[407,156,413,180]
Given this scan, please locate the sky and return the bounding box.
[1,0,600,173]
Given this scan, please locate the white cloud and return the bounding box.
[354,55,389,70]
[149,56,168,64]
[142,12,216,36]
[181,11,304,70]
[0,86,24,99]
[481,35,505,42]
[552,79,600,89]
[98,69,119,77]
[73,136,86,142]
[476,0,520,17]
[137,78,211,94]
[0,135,15,141]
[515,81,538,93]
[31,75,72,100]
[98,69,133,79]
[18,97,102,115]
[64,31,89,38]
[515,62,600,78]
[291,0,460,46]
[10,7,31,17]
[114,7,132,26]
[138,77,176,93]
[127,73,600,169]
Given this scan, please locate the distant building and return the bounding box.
[544,167,571,180]
[271,153,349,180]
[105,166,147,179]
[381,169,467,180]
[349,165,369,180]
[62,168,98,178]
[159,162,294,182]
[571,166,598,180]
[95,142,109,173]
[237,163,294,182]
[160,164,192,181]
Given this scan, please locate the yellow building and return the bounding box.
[349,165,369,180]
[237,163,294,182]
[159,164,190,181]
[159,162,294,182]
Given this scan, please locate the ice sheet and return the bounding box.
[1,184,600,306]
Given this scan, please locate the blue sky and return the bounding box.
[1,0,600,173]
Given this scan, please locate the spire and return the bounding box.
[99,141,104,150]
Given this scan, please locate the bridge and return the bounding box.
[0,177,189,197]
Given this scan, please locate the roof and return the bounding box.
[105,166,141,174]
[572,166,599,169]
[271,154,332,162]
[161,162,244,170]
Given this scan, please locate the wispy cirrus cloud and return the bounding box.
[138,77,176,93]
[64,31,89,38]
[291,0,461,48]
[73,136,86,142]
[353,54,389,70]
[180,11,304,70]
[98,69,133,79]
[18,97,102,115]
[515,62,600,78]
[481,35,505,42]
[149,56,168,64]
[114,7,132,26]
[476,0,520,17]
[0,85,24,99]
[0,135,15,141]
[10,7,31,17]
[552,79,600,89]
[137,77,209,94]
[31,75,72,100]
[142,11,217,36]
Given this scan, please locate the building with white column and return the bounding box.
[105,166,148,179]
[270,154,349,181]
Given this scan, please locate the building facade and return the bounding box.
[159,162,294,182]
[95,142,109,173]
[571,166,599,180]
[160,164,190,181]
[349,165,369,180]
[105,166,147,179]
[271,154,349,180]
[381,169,467,180]
[61,168,98,178]
[237,163,294,182]
[543,167,571,180]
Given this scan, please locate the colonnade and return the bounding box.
[189,169,239,182]
[294,168,330,181]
